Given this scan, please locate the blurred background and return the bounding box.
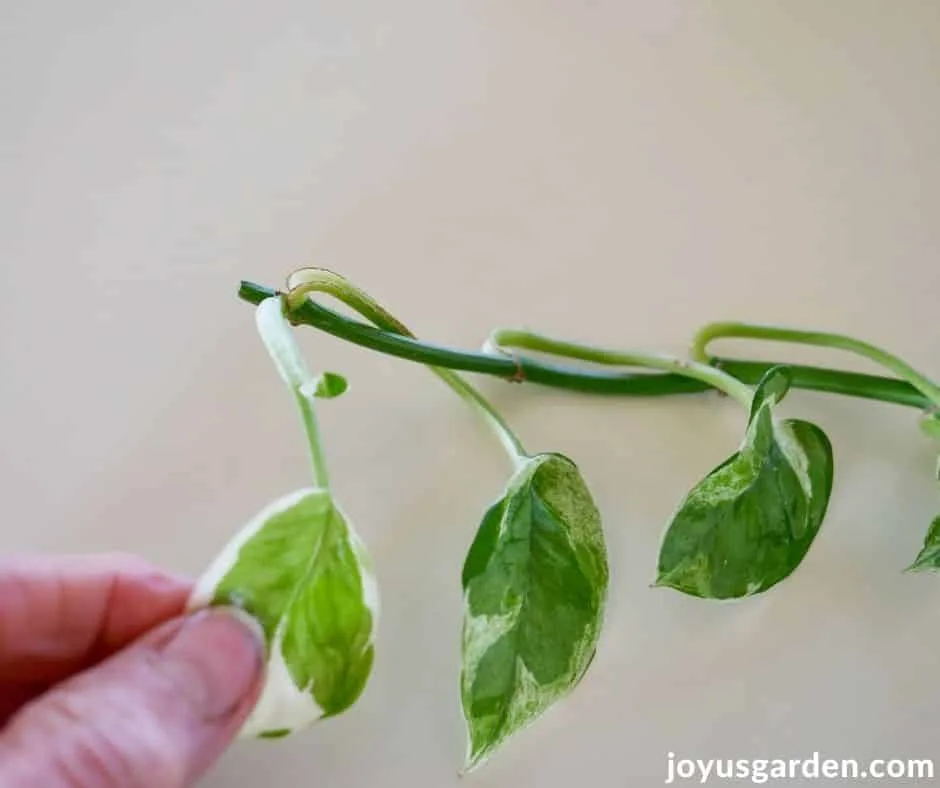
[2,2,939,785]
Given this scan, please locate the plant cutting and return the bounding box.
[188,296,378,739]
[190,268,939,772]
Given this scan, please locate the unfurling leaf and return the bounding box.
[460,453,608,772]
[906,514,940,573]
[189,488,378,737]
[655,367,834,599]
[301,371,349,400]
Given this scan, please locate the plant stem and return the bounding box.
[488,329,754,408]
[691,322,940,409]
[295,388,330,489]
[255,297,331,489]
[238,281,929,409]
[435,367,527,467]
[283,269,527,467]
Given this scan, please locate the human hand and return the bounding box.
[0,554,265,787]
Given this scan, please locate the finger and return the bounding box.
[0,554,192,682]
[0,607,265,788]
[0,684,40,726]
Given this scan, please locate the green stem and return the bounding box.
[238,281,929,409]
[692,322,940,409]
[488,329,754,408]
[434,367,527,467]
[283,269,527,467]
[295,388,330,489]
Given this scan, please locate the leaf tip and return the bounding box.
[903,558,934,575]
[651,567,681,591]
[460,747,487,776]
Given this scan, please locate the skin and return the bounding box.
[0,554,266,787]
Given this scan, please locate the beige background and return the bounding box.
[3,2,940,786]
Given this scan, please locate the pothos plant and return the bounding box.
[188,267,940,771]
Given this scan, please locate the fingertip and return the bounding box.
[212,607,268,658]
[158,607,266,721]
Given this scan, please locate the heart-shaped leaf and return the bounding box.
[655,367,834,599]
[460,453,608,771]
[189,488,378,736]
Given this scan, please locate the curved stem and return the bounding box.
[434,367,527,466]
[489,329,754,408]
[238,281,929,409]
[284,268,527,467]
[692,322,940,409]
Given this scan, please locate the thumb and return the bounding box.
[0,607,266,788]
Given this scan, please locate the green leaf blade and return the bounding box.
[302,371,349,400]
[460,453,608,772]
[655,387,834,599]
[189,488,378,736]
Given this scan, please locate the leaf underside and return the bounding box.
[656,368,834,599]
[460,453,609,771]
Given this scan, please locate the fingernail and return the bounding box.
[158,607,266,721]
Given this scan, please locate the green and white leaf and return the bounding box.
[189,488,378,737]
[460,452,608,771]
[188,296,377,737]
[655,367,834,599]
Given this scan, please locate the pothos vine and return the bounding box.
[187,268,940,772]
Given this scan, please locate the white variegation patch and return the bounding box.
[255,298,311,390]
[337,500,380,626]
[684,450,759,508]
[772,418,813,498]
[239,620,325,737]
[460,608,518,691]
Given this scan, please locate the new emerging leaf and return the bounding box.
[302,371,349,400]
[655,367,834,599]
[460,453,609,771]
